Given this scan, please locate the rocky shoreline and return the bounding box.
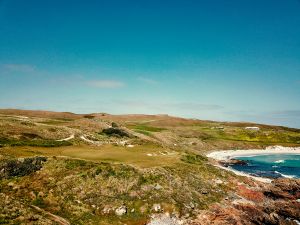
[146,178,300,225]
[191,178,300,225]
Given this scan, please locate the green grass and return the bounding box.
[38,120,70,125]
[32,197,47,208]
[65,159,88,169]
[4,144,180,168]
[192,126,300,145]
[54,118,75,121]
[128,124,166,133]
[37,117,74,125]
[133,129,152,136]
[0,139,72,147]
[0,218,9,224]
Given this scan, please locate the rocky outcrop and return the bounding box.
[219,159,248,167]
[191,178,300,225]
[264,178,300,200]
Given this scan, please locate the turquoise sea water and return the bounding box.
[231,154,300,179]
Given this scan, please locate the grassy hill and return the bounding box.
[0,109,300,224]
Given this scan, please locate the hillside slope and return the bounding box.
[0,109,300,224]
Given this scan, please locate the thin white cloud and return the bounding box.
[86,80,125,88]
[3,64,36,73]
[137,77,159,85]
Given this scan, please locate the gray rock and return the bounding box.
[154,184,163,190]
[214,179,223,184]
[102,206,112,214]
[152,204,161,212]
[115,206,127,216]
[147,214,180,225]
[7,182,14,187]
[201,189,208,194]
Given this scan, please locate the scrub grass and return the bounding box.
[0,154,233,225]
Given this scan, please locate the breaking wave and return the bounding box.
[274,171,296,179]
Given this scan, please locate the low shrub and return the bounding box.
[0,156,47,178]
[181,153,207,164]
[65,159,87,169]
[101,128,131,138]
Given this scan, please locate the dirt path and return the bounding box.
[57,134,75,141]
[80,135,102,145]
[31,205,70,225]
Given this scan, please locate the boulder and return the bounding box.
[152,204,161,212]
[220,159,248,167]
[115,205,127,216]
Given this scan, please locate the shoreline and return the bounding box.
[206,146,300,183]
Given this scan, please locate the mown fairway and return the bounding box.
[2,144,181,168]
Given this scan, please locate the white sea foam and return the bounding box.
[274,159,285,163]
[274,171,296,179]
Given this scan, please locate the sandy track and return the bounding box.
[57,134,75,141]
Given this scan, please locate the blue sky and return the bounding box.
[0,0,300,127]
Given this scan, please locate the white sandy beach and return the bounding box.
[207,146,300,161]
[207,146,300,183]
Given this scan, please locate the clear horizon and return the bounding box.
[1,0,300,128]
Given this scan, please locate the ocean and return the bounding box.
[231,154,300,179]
